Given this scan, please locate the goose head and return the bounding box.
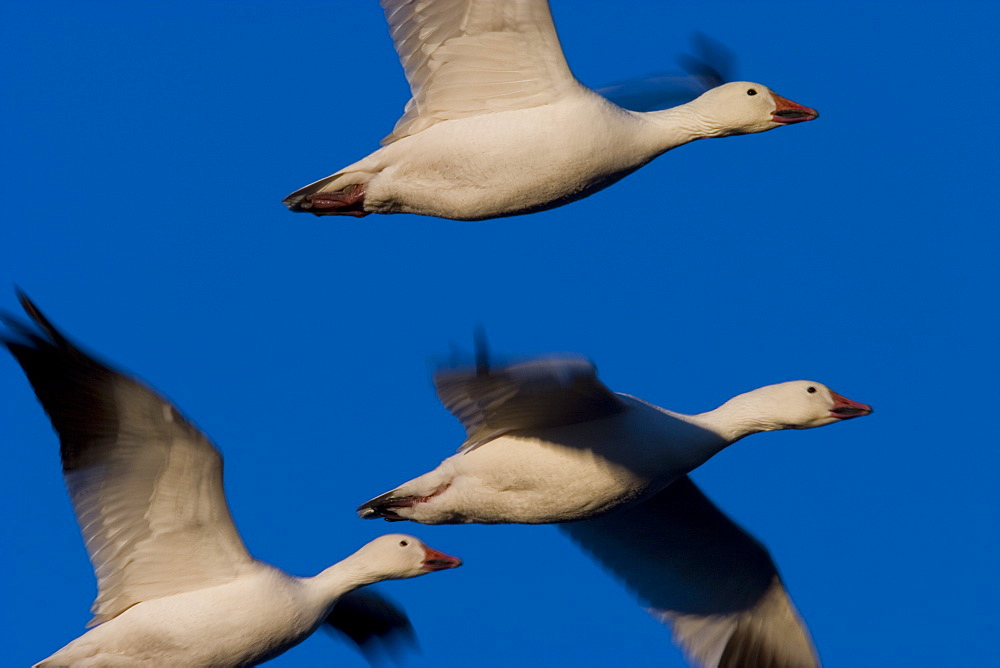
[690,81,818,136]
[728,381,872,433]
[353,534,463,580]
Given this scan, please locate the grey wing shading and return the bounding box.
[561,476,819,668]
[379,0,580,144]
[2,292,254,627]
[599,33,736,112]
[434,352,627,451]
[324,590,417,662]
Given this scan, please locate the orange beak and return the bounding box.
[771,93,819,123]
[829,391,872,419]
[422,547,463,571]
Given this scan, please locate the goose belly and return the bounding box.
[443,435,655,524]
[37,569,319,667]
[367,101,648,220]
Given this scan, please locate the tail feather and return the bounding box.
[282,173,343,209]
[357,490,406,520]
[283,171,370,216]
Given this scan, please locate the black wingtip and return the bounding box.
[1,289,47,350]
[473,326,489,376]
[16,287,40,321]
[677,31,737,89]
[0,312,28,346]
[324,590,419,664]
[9,289,69,347]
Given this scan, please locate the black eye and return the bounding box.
[747,88,757,96]
[399,540,408,547]
[807,386,816,393]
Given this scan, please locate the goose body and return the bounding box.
[35,540,458,667]
[283,0,818,221]
[40,564,343,667]
[359,351,871,667]
[2,294,461,668]
[358,356,870,525]
[363,393,728,524]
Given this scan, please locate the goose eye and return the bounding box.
[807,386,816,394]
[747,88,757,96]
[399,540,408,547]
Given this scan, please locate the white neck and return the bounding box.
[635,100,724,156]
[691,396,782,444]
[302,553,382,609]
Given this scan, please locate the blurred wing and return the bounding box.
[434,353,626,451]
[561,476,819,668]
[599,33,736,112]
[2,294,253,627]
[597,73,716,112]
[324,590,417,661]
[380,0,580,144]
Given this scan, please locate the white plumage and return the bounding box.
[284,0,818,220]
[2,294,461,667]
[359,351,871,667]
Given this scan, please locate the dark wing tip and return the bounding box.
[473,325,489,375]
[2,291,122,471]
[2,290,74,355]
[324,590,418,663]
[598,32,738,112]
[680,31,738,88]
[14,289,70,346]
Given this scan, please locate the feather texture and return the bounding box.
[380,0,578,144]
[563,476,819,668]
[3,293,252,627]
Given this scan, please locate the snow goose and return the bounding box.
[358,350,871,667]
[283,0,818,221]
[2,293,462,667]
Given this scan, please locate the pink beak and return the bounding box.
[829,391,872,419]
[771,93,819,124]
[422,546,463,571]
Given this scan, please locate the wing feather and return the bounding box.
[561,476,819,668]
[324,590,417,660]
[434,353,626,451]
[379,0,580,144]
[3,293,253,626]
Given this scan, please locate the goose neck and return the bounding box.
[639,103,718,153]
[305,557,378,606]
[692,398,776,444]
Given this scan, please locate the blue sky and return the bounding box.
[1,1,997,666]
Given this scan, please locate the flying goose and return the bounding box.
[359,350,870,667]
[283,0,818,221]
[3,293,462,667]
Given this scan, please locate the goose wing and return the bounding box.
[598,33,735,111]
[380,0,580,144]
[561,476,819,668]
[2,293,254,627]
[434,352,626,451]
[324,590,416,661]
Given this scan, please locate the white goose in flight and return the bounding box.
[358,349,871,667]
[2,293,462,667]
[283,0,818,221]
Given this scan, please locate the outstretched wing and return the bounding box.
[561,476,819,668]
[324,590,417,661]
[380,0,581,144]
[2,293,254,627]
[434,351,626,451]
